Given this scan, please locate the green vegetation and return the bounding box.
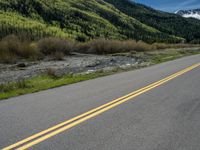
[105,0,200,43]
[1,48,200,100]
[0,71,113,100]
[148,49,200,64]
[0,0,194,43]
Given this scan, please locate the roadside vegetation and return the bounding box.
[77,39,198,54]
[0,71,113,100]
[0,35,199,63]
[0,35,74,63]
[1,44,200,100]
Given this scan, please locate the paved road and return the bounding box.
[0,54,200,150]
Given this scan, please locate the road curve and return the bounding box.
[0,54,200,150]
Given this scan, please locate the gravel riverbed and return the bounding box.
[1,47,199,84]
[0,53,145,84]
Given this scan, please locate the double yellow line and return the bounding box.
[3,63,200,150]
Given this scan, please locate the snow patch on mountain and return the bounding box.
[182,13,200,20]
[175,9,200,20]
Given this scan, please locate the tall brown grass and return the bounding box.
[37,37,74,55]
[0,35,199,64]
[78,39,153,54]
[77,38,199,54]
[0,36,74,63]
[0,35,39,63]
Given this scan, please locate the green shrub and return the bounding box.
[87,39,121,54]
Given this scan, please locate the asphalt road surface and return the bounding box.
[0,54,200,150]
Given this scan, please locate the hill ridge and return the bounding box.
[0,0,199,43]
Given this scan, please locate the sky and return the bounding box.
[134,0,200,12]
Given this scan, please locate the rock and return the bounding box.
[110,58,115,62]
[86,60,101,67]
[86,70,95,74]
[17,63,27,68]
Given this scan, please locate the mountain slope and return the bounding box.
[105,0,200,43]
[176,9,200,20]
[0,0,183,43]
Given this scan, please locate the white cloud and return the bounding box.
[176,0,199,9]
[158,0,200,12]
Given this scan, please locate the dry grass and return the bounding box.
[77,38,198,54]
[0,35,199,64]
[51,51,65,60]
[37,37,74,55]
[0,35,39,63]
[18,42,40,59]
[77,39,151,54]
[0,35,75,63]
[45,68,58,78]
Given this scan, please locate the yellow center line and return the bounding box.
[3,63,200,150]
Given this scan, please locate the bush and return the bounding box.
[77,39,200,54]
[0,35,19,59]
[77,39,151,54]
[78,39,124,54]
[152,43,169,50]
[45,68,58,78]
[0,35,39,63]
[0,35,199,63]
[87,39,121,54]
[0,51,17,63]
[37,37,74,56]
[51,51,65,60]
[133,41,151,52]
[18,42,40,59]
[0,35,75,63]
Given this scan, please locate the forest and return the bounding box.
[0,0,196,43]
